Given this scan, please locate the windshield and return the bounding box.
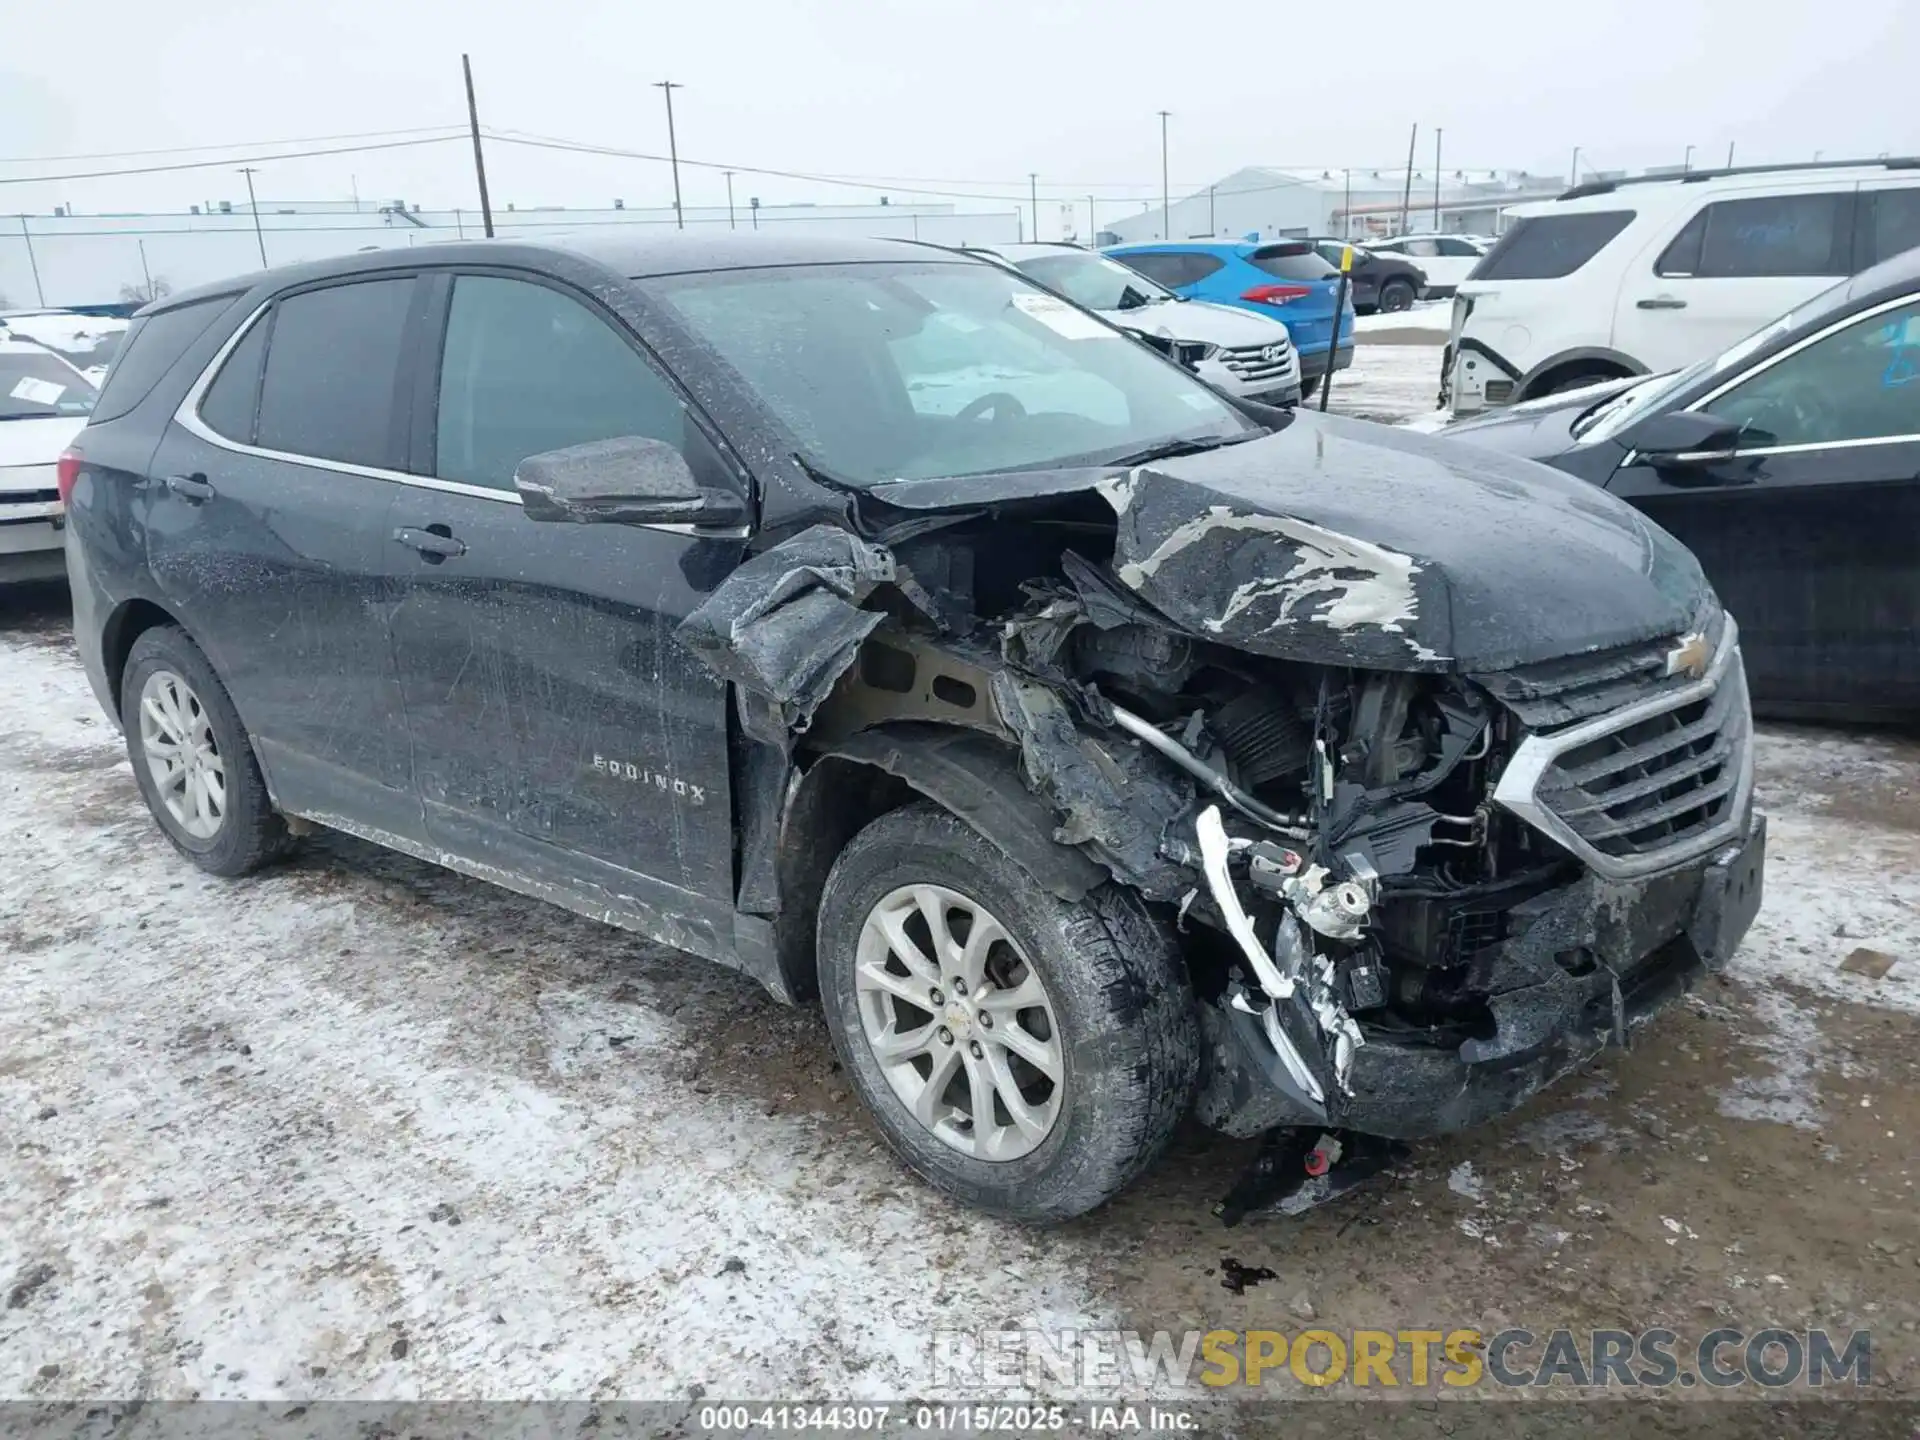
[643,259,1256,487]
[0,350,97,421]
[1572,279,1851,445]
[1012,252,1176,312]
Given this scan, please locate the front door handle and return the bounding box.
[1636,296,1688,310]
[392,526,467,559]
[165,473,215,501]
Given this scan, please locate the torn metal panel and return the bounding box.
[989,671,1193,901]
[676,524,895,731]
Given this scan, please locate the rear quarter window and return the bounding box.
[1474,211,1635,280]
[89,294,239,423]
[1250,245,1338,281]
[1867,188,1920,266]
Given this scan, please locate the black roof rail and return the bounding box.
[1557,155,1920,201]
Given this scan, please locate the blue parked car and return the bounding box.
[1104,241,1355,397]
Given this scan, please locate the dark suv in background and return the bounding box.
[62,235,1764,1222]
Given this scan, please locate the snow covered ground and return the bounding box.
[1322,340,1448,428]
[1353,300,1453,338]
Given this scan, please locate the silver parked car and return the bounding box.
[968,243,1302,407]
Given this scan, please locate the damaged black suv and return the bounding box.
[65,236,1765,1221]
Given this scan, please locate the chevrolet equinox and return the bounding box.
[62,236,1766,1221]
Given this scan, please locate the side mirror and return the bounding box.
[1626,409,1746,462]
[515,436,746,527]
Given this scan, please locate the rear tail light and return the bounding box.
[1241,284,1312,306]
[56,447,83,506]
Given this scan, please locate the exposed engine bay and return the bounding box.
[677,435,1767,1218]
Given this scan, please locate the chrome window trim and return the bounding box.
[1492,616,1755,881]
[172,296,749,539]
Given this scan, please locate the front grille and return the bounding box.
[1492,616,1754,880]
[1476,625,1710,728]
[1220,343,1293,383]
[1534,667,1748,862]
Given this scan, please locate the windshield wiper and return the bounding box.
[1104,433,1257,468]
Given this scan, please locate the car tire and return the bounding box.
[816,801,1198,1222]
[121,626,292,877]
[1538,366,1627,397]
[1301,375,1320,401]
[1379,278,1416,313]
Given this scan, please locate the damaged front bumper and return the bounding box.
[1197,811,1766,1140]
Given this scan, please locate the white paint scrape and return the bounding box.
[1117,505,1420,635]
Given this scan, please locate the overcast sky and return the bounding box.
[4,0,1914,220]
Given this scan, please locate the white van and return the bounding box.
[1445,158,1920,414]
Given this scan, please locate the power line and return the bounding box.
[0,125,468,165]
[0,134,466,186]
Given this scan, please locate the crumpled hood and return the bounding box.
[872,411,1710,674]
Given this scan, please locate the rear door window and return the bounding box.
[255,278,415,470]
[1659,193,1849,278]
[433,274,688,491]
[1118,252,1222,288]
[1249,245,1338,281]
[1475,211,1635,280]
[90,294,237,423]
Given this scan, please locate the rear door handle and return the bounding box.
[1636,296,1688,310]
[392,526,467,559]
[165,473,215,501]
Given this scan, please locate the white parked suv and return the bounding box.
[1364,234,1489,296]
[1446,157,1920,415]
[966,243,1303,407]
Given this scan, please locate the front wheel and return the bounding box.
[816,802,1198,1221]
[1301,375,1321,401]
[1379,278,1416,313]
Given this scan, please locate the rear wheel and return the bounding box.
[1535,364,1629,398]
[1301,375,1321,401]
[121,626,291,876]
[1378,277,1416,312]
[816,802,1198,1221]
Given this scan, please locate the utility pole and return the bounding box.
[1157,110,1171,239]
[1399,123,1418,233]
[237,167,268,268]
[1570,145,1582,186]
[1343,169,1352,238]
[1683,144,1695,173]
[1087,194,1096,243]
[724,171,736,230]
[655,81,685,230]
[138,238,154,297]
[19,217,44,306]
[1030,173,1039,243]
[1209,186,1216,235]
[749,196,760,231]
[1726,141,1736,168]
[1433,128,1443,229]
[461,54,494,237]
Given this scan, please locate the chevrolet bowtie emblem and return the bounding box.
[1664,630,1712,680]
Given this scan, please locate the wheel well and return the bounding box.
[1519,357,1631,401]
[102,598,180,710]
[772,755,918,1004]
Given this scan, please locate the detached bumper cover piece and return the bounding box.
[1199,812,1766,1140]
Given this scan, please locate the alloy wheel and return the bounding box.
[854,883,1063,1161]
[138,669,226,840]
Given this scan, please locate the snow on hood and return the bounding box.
[870,411,1710,674]
[1099,298,1294,350]
[0,312,128,358]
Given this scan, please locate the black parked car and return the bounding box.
[61,236,1764,1221]
[1443,245,1920,723]
[1305,238,1428,313]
